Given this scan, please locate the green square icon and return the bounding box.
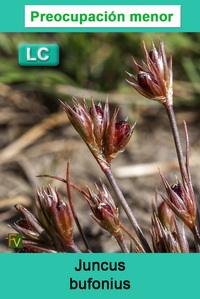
[18,44,60,66]
[8,233,23,248]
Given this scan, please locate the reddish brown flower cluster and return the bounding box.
[151,199,189,253]
[160,174,197,229]
[14,185,76,253]
[61,99,135,170]
[85,182,121,237]
[127,39,173,106]
[151,213,184,253]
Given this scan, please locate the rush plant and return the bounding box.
[13,39,200,253]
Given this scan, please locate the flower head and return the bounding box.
[127,39,173,106]
[14,185,74,252]
[151,212,183,253]
[61,98,134,169]
[160,173,197,229]
[85,182,121,237]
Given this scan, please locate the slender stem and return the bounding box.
[191,226,200,253]
[120,222,145,253]
[67,243,82,253]
[165,105,188,185]
[115,234,129,253]
[66,161,92,252]
[105,168,152,253]
[165,105,200,245]
[37,174,90,200]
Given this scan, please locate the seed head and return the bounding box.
[14,185,74,252]
[85,182,121,237]
[127,39,173,106]
[160,173,197,229]
[151,213,182,253]
[61,98,135,169]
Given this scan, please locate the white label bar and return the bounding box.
[25,5,181,28]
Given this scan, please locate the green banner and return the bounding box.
[1,254,199,298]
[0,1,198,32]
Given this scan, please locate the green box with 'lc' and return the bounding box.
[18,44,60,66]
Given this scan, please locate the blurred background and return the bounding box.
[0,32,200,252]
